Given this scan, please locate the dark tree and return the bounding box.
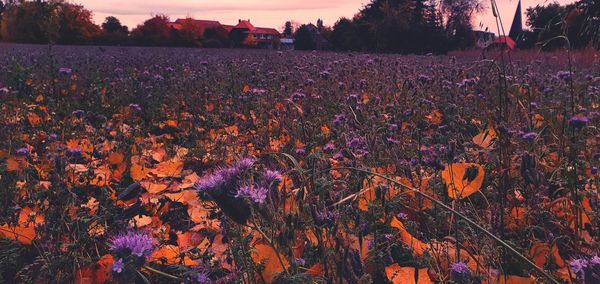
[102,16,128,34]
[331,17,361,51]
[203,26,230,48]
[55,3,101,45]
[316,18,324,31]
[572,0,599,48]
[441,0,483,49]
[294,24,317,50]
[171,17,202,47]
[283,21,293,37]
[0,0,55,43]
[98,16,129,45]
[130,15,173,46]
[526,3,567,50]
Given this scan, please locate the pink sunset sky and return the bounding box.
[75,0,574,33]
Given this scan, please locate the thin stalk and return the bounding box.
[143,265,183,281]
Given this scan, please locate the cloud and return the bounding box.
[77,0,363,16]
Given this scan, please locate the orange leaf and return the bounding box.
[151,245,198,266]
[140,181,168,194]
[251,238,289,283]
[151,158,183,178]
[385,264,432,284]
[27,112,42,126]
[473,127,496,149]
[391,217,429,256]
[0,207,44,245]
[305,263,325,277]
[130,156,150,181]
[107,152,125,165]
[6,157,26,172]
[426,109,443,125]
[528,242,549,268]
[484,275,535,284]
[442,163,485,199]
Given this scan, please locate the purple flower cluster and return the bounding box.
[111,258,125,274]
[109,231,154,258]
[59,67,72,75]
[569,256,600,280]
[521,132,538,141]
[235,183,268,204]
[15,147,29,157]
[191,272,213,284]
[569,115,589,130]
[557,70,572,81]
[450,262,471,280]
[194,157,256,192]
[262,169,283,186]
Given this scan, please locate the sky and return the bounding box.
[74,0,575,33]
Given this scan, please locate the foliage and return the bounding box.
[330,0,450,54]
[0,25,599,284]
[294,24,317,50]
[130,15,173,46]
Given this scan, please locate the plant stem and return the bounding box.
[143,265,183,281]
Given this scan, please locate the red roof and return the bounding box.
[254,27,280,35]
[171,19,222,34]
[494,36,516,50]
[168,18,280,36]
[233,20,256,31]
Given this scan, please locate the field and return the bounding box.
[0,43,599,283]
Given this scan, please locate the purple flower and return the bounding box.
[294,258,306,266]
[590,256,600,266]
[195,171,227,192]
[290,91,306,101]
[569,116,589,130]
[72,110,85,117]
[333,151,344,160]
[236,184,268,204]
[111,258,125,274]
[192,272,212,284]
[59,67,72,75]
[522,132,538,141]
[295,148,306,155]
[68,148,83,158]
[15,148,29,157]
[396,212,408,220]
[570,258,589,275]
[128,104,142,111]
[109,231,154,258]
[262,169,282,186]
[323,143,336,153]
[367,240,375,250]
[194,157,255,192]
[557,70,572,81]
[386,137,401,145]
[333,114,346,125]
[49,133,58,141]
[451,262,471,280]
[235,157,256,172]
[417,74,432,84]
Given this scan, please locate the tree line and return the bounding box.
[0,0,598,53]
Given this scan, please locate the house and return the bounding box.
[168,19,222,37]
[168,18,281,48]
[229,20,280,48]
[280,38,295,50]
[474,30,495,48]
